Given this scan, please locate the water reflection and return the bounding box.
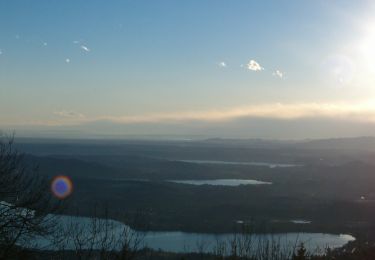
[168,179,272,186]
[32,215,355,254]
[175,159,300,168]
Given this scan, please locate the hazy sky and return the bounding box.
[2,1,375,139]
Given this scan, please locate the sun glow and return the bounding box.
[358,20,375,72]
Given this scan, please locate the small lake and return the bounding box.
[168,179,272,186]
[291,220,312,224]
[31,215,355,254]
[175,159,299,168]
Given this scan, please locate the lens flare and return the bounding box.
[51,175,73,199]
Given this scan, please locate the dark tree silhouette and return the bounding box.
[0,133,59,259]
[292,243,307,260]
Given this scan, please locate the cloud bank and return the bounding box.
[5,101,373,127]
[4,101,375,139]
[97,101,375,124]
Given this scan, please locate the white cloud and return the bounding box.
[273,70,283,79]
[247,60,264,71]
[65,58,70,63]
[43,42,48,46]
[0,49,2,55]
[218,61,227,68]
[81,45,90,52]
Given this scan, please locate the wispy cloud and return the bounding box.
[80,45,90,52]
[218,61,227,68]
[273,70,283,79]
[54,110,85,119]
[247,60,264,71]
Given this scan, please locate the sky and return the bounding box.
[1,0,375,139]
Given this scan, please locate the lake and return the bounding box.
[31,215,355,254]
[174,159,300,168]
[168,179,272,186]
[291,220,312,224]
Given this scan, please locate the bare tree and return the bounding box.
[211,225,308,260]
[0,134,59,259]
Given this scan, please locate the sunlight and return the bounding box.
[358,19,375,72]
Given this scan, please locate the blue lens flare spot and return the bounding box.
[51,175,73,199]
